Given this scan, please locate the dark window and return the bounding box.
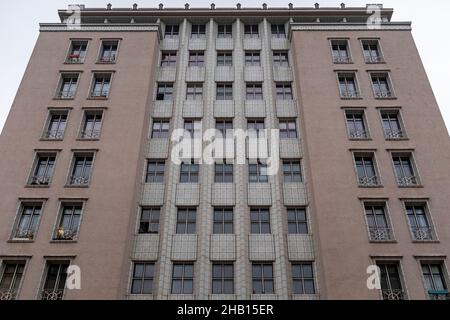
[393,154,417,186]
[250,208,271,234]
[183,119,201,138]
[215,119,233,137]
[287,208,308,234]
[331,40,351,63]
[164,24,179,38]
[191,24,206,37]
[216,83,233,100]
[151,119,170,138]
[180,160,199,183]
[213,208,233,234]
[246,83,263,100]
[161,51,177,67]
[377,262,404,300]
[212,263,234,294]
[215,163,233,183]
[273,51,289,66]
[247,119,265,134]
[279,119,297,139]
[249,162,268,183]
[362,40,383,63]
[41,262,69,300]
[14,203,42,240]
[365,204,392,241]
[99,40,118,63]
[252,263,274,294]
[67,40,87,63]
[186,83,203,100]
[371,74,393,98]
[292,263,315,294]
[275,83,293,100]
[139,208,160,234]
[354,154,378,186]
[176,208,196,234]
[171,263,194,294]
[54,204,82,240]
[421,263,448,298]
[406,204,433,241]
[45,112,67,139]
[381,111,403,139]
[217,51,232,66]
[189,51,204,67]
[57,74,79,99]
[245,51,261,66]
[146,160,165,183]
[271,24,286,38]
[81,111,102,139]
[346,111,367,139]
[156,83,173,101]
[131,262,154,294]
[338,74,359,98]
[30,154,55,185]
[90,73,111,98]
[244,24,259,37]
[283,160,302,182]
[70,154,93,185]
[218,25,232,38]
[0,262,25,299]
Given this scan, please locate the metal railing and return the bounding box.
[69,175,90,186]
[54,228,78,241]
[66,55,83,63]
[30,175,51,185]
[98,55,116,63]
[81,130,101,139]
[411,226,433,241]
[397,176,418,186]
[89,90,109,98]
[333,56,352,64]
[428,290,450,300]
[384,129,404,139]
[369,226,393,242]
[374,91,394,98]
[0,290,17,300]
[41,289,64,300]
[365,56,384,63]
[381,289,405,300]
[348,129,369,139]
[358,175,379,187]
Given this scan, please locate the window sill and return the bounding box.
[64,184,90,188]
[333,61,354,64]
[50,239,78,244]
[8,239,34,243]
[412,240,440,244]
[24,184,50,188]
[64,62,84,65]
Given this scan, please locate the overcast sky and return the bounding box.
[1,0,449,135]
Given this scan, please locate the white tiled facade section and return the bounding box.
[292,294,320,300]
[152,100,173,118]
[175,183,200,206]
[279,139,303,158]
[141,183,165,206]
[126,294,154,300]
[168,294,196,300]
[244,66,264,82]
[209,294,237,300]
[215,66,235,82]
[188,37,207,51]
[276,100,298,118]
[171,234,198,261]
[185,66,206,82]
[287,234,315,260]
[211,183,236,206]
[216,37,234,50]
[243,37,262,50]
[273,66,293,82]
[213,100,234,118]
[133,234,160,260]
[245,100,266,118]
[210,234,236,261]
[248,234,275,261]
[157,66,177,82]
[247,183,272,206]
[182,100,203,118]
[146,139,170,159]
[251,294,279,300]
[160,37,179,51]
[283,183,308,206]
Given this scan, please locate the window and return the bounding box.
[249,162,268,183]
[66,40,87,63]
[212,263,234,294]
[217,51,232,66]
[176,208,196,234]
[362,40,383,63]
[245,51,261,66]
[44,111,67,139]
[216,83,233,100]
[244,24,259,37]
[54,203,82,241]
[14,203,42,240]
[405,203,433,241]
[215,163,233,183]
[69,153,94,186]
[283,160,302,182]
[252,263,274,294]
[275,83,293,100]
[292,262,315,294]
[250,208,271,234]
[365,203,392,241]
[273,51,289,67]
[0,262,25,300]
[392,153,418,186]
[41,262,69,300]
[180,160,199,183]
[331,40,351,63]
[247,119,265,134]
[246,83,263,100]
[371,73,394,98]
[139,208,160,234]
[213,208,233,234]
[99,40,118,63]
[183,119,201,138]
[287,208,308,234]
[80,110,103,139]
[146,160,165,183]
[156,83,173,100]
[29,153,56,186]
[165,24,179,38]
[218,25,232,38]
[279,119,297,139]
[56,73,79,99]
[215,119,233,137]
[161,51,177,67]
[90,73,111,98]
[381,110,404,139]
[188,51,204,67]
[186,83,203,100]
[271,24,286,38]
[377,262,404,300]
[354,153,379,186]
[151,119,170,138]
[130,262,154,294]
[171,263,194,294]
[421,262,449,300]
[338,73,359,98]
[345,110,368,139]
[191,24,206,38]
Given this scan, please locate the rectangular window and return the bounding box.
[365,203,392,241]
[345,110,368,139]
[377,262,404,300]
[215,163,233,183]
[56,73,79,99]
[165,24,179,38]
[191,24,206,37]
[130,262,155,294]
[90,73,111,98]
[246,83,263,100]
[41,262,69,300]
[0,261,25,300]
[139,208,160,234]
[146,160,165,183]
[381,110,404,139]
[405,203,433,241]
[156,83,173,101]
[215,119,233,137]
[371,73,394,98]
[421,262,449,300]
[213,208,233,234]
[287,208,308,234]
[212,263,234,294]
[171,263,194,294]
[331,40,351,63]
[354,153,379,186]
[216,83,233,100]
[188,51,205,67]
[44,111,67,139]
[250,208,271,234]
[161,51,177,67]
[69,153,94,186]
[273,51,289,67]
[279,119,297,139]
[186,83,203,100]
[245,51,261,66]
[66,40,88,63]
[292,262,315,294]
[244,24,259,37]
[183,119,201,138]
[29,153,56,185]
[249,162,268,183]
[54,203,83,241]
[283,160,302,182]
[338,73,359,98]
[252,263,274,294]
[218,25,232,38]
[271,24,286,38]
[362,40,383,63]
[151,119,170,139]
[99,40,119,63]
[180,160,199,183]
[14,203,42,240]
[392,153,418,186]
[80,110,103,139]
[217,51,232,66]
[275,83,293,100]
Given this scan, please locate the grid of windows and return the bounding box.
[283,160,302,182]
[245,51,261,66]
[176,208,196,234]
[287,208,308,234]
[189,51,205,67]
[212,263,234,294]
[146,160,165,183]
[213,208,233,234]
[250,208,271,234]
[217,51,232,66]
[139,208,160,234]
[292,262,315,294]
[252,263,274,294]
[151,119,170,138]
[130,262,154,294]
[171,263,194,294]
[180,160,199,183]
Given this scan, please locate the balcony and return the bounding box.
[14,228,35,240]
[397,176,418,187]
[66,54,84,64]
[157,67,177,82]
[0,290,17,300]
[80,129,101,139]
[41,289,64,300]
[55,91,75,100]
[411,226,433,241]
[340,91,360,99]
[365,56,384,64]
[186,66,205,82]
[368,226,393,242]
[358,175,379,187]
[53,227,78,241]
[69,176,90,186]
[428,290,450,300]
[243,36,261,50]
[374,91,395,99]
[384,129,404,140]
[381,289,404,300]
[348,129,369,139]
[30,175,51,185]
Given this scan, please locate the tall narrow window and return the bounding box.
[345,110,368,139]
[216,83,233,100]
[44,111,67,139]
[244,24,259,37]
[377,262,404,300]
[151,119,170,138]
[0,262,25,300]
[215,163,233,183]
[171,263,194,294]
[279,119,297,139]
[90,73,111,98]
[180,160,199,183]
[421,262,449,300]
[139,208,160,234]
[287,208,308,234]
[405,203,433,241]
[56,73,79,99]
[252,263,274,294]
[176,208,196,234]
[165,25,179,38]
[250,208,271,234]
[215,119,233,137]
[392,153,418,186]
[183,119,201,138]
[292,262,315,294]
[246,83,263,100]
[80,110,103,139]
[354,153,379,186]
[130,262,154,294]
[186,83,203,100]
[160,51,177,67]
[247,119,265,135]
[331,40,351,63]
[218,25,232,38]
[249,162,268,183]
[188,51,204,67]
[371,73,394,98]
[275,83,293,100]
[213,208,233,234]
[156,83,173,101]
[283,160,302,182]
[338,73,359,98]
[191,24,206,38]
[14,203,42,240]
[30,154,56,186]
[245,51,261,66]
[146,160,165,183]
[212,263,234,294]
[217,52,232,66]
[365,203,392,241]
[381,110,404,139]
[66,40,88,63]
[69,153,94,186]
[41,262,69,300]
[54,203,83,241]
[362,40,383,63]
[99,40,118,63]
[273,51,289,66]
[271,24,285,38]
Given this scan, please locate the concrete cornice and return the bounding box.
[39,23,160,32]
[290,22,412,32]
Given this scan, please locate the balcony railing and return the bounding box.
[428,290,450,300]
[374,91,394,99]
[348,129,369,139]
[44,129,65,139]
[14,228,35,240]
[54,227,78,241]
[0,290,17,300]
[358,175,379,187]
[98,55,116,63]
[41,289,64,300]
[397,176,418,186]
[69,176,90,186]
[365,56,384,63]
[55,91,75,99]
[381,289,405,300]
[30,175,51,185]
[411,226,433,241]
[333,56,352,64]
[384,129,404,139]
[340,91,360,99]
[81,130,101,139]
[369,226,393,242]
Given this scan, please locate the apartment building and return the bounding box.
[1,3,450,300]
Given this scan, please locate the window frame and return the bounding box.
[164,24,180,38]
[336,72,360,99]
[171,263,194,294]
[65,39,89,64]
[151,119,170,139]
[374,259,406,300]
[252,263,274,294]
[362,201,395,242]
[273,51,289,67]
[352,151,381,187]
[343,108,369,140]
[217,25,232,38]
[145,159,165,183]
[191,24,206,38]
[186,83,203,101]
[244,24,259,37]
[245,51,261,66]
[245,83,263,100]
[88,72,113,99]
[390,151,421,187]
[40,260,71,300]
[291,262,316,295]
[329,39,352,64]
[216,82,233,100]
[97,39,120,63]
[130,261,155,295]
[138,207,160,234]
[160,51,177,67]
[11,200,45,241]
[287,207,309,235]
[179,160,200,183]
[42,109,70,140]
[378,108,407,140]
[217,51,233,67]
[271,24,286,38]
[188,51,205,67]
[360,39,385,64]
[275,83,293,100]
[213,207,234,234]
[402,201,437,242]
[155,83,174,101]
[79,109,103,140]
[419,260,450,299]
[0,260,27,300]
[27,151,58,186]
[212,262,234,294]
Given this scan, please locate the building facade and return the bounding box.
[1,4,450,300]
